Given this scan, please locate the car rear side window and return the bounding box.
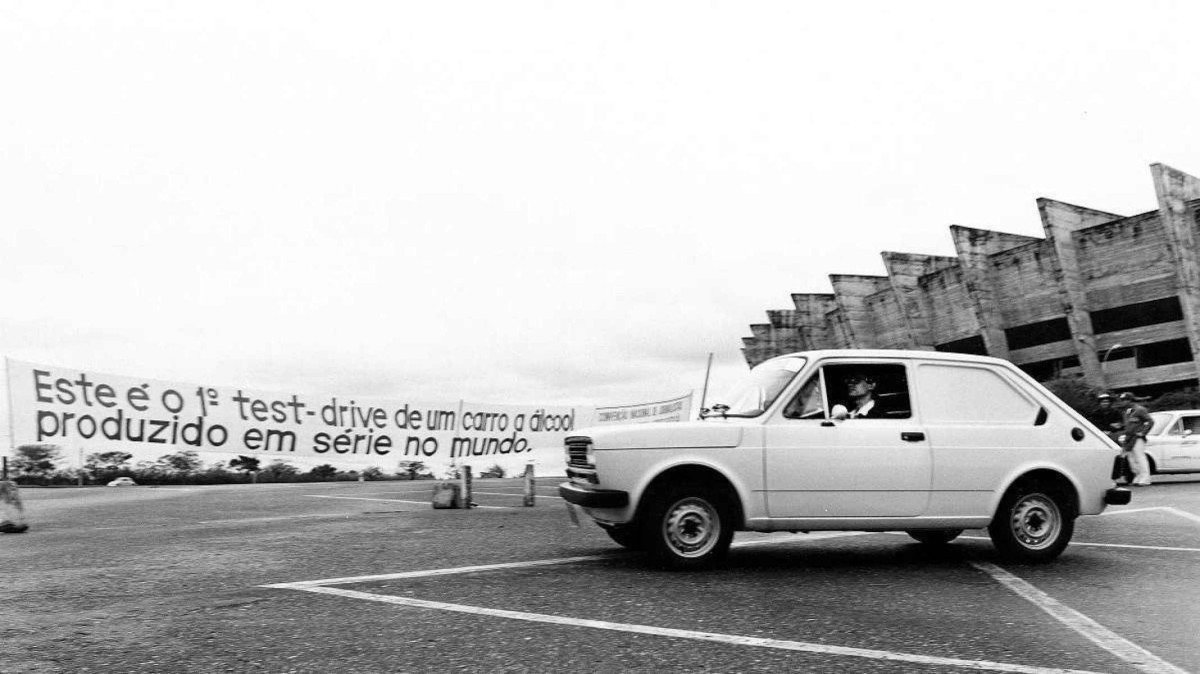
[917,364,1037,424]
[1178,416,1200,435]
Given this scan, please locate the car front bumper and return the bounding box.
[558,481,629,508]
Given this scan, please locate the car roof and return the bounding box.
[761,349,1012,367]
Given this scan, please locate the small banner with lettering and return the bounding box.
[592,392,693,426]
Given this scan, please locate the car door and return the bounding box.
[764,360,931,518]
[913,362,1047,517]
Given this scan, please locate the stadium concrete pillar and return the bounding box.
[880,252,957,349]
[1038,198,1125,388]
[791,293,837,350]
[829,275,890,348]
[950,226,1041,360]
[766,310,806,354]
[741,335,767,367]
[1152,163,1200,384]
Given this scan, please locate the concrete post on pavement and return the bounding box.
[522,463,535,507]
[459,465,473,508]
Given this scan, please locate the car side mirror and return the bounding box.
[1184,429,1193,437]
[830,404,849,421]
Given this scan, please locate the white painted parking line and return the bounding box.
[304,495,510,509]
[279,584,1106,674]
[885,533,1200,554]
[94,512,361,529]
[734,531,871,546]
[265,555,612,589]
[1102,506,1200,525]
[196,513,356,525]
[972,562,1189,674]
[1163,506,1200,524]
[266,533,873,589]
[263,530,1184,673]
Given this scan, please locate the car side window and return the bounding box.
[1182,416,1200,435]
[782,374,826,419]
[917,363,1036,424]
[822,363,912,419]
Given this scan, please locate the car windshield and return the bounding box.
[706,356,806,417]
[1150,413,1174,435]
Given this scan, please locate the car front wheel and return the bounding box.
[988,481,1074,562]
[640,482,734,570]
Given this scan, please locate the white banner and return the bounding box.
[592,392,692,425]
[5,359,587,475]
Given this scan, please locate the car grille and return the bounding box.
[566,436,593,468]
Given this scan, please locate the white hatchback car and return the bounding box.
[1141,410,1200,475]
[106,477,138,487]
[561,350,1131,569]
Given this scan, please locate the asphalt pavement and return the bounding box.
[2,476,1197,673]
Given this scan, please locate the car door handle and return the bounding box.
[901,432,925,442]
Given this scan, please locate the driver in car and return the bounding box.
[843,372,884,418]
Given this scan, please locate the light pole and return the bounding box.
[1102,343,1123,365]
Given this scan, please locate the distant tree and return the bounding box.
[85,451,133,472]
[1042,376,1102,417]
[258,460,299,483]
[308,464,338,481]
[396,461,429,480]
[13,444,61,479]
[479,463,506,479]
[360,466,384,481]
[1148,387,1200,412]
[157,451,202,473]
[195,462,237,485]
[229,455,261,482]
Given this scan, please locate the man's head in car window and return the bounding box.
[845,372,876,398]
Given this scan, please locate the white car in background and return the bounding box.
[106,477,138,487]
[1143,410,1200,475]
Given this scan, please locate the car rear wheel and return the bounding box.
[598,522,643,550]
[907,529,963,545]
[640,482,734,570]
[988,480,1074,563]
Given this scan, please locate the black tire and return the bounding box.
[598,522,643,550]
[988,480,1074,563]
[639,482,735,570]
[907,529,963,545]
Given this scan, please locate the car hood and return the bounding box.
[580,421,745,450]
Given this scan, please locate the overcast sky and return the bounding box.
[3,1,1199,411]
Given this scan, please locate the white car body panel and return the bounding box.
[566,350,1120,533]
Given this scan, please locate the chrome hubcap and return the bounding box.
[663,497,719,558]
[1010,493,1061,550]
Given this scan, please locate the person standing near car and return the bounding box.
[1118,392,1154,486]
[1088,393,1123,441]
